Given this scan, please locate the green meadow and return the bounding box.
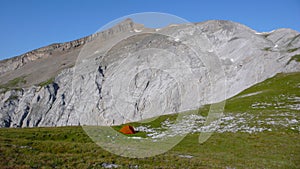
[0,72,299,168]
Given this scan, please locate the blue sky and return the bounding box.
[0,0,299,60]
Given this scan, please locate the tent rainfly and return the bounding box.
[119,125,136,134]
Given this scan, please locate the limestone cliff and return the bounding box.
[0,19,299,127]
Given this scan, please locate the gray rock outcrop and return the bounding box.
[0,19,299,127]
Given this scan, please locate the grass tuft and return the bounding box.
[38,77,55,87]
[287,54,300,65]
[287,48,299,53]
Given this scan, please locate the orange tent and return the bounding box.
[119,125,136,134]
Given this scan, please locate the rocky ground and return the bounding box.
[134,111,299,140]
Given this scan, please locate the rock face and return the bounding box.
[0,19,299,127]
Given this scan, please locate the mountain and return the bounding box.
[0,19,299,127]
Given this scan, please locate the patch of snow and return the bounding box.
[174,38,180,42]
[134,29,142,33]
[255,30,275,35]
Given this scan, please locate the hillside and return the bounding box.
[0,19,300,127]
[0,72,299,168]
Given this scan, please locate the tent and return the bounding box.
[119,125,136,134]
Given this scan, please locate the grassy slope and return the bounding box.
[0,72,299,169]
[0,76,27,93]
[226,72,300,113]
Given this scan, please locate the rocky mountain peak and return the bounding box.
[0,18,138,77]
[0,19,299,127]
